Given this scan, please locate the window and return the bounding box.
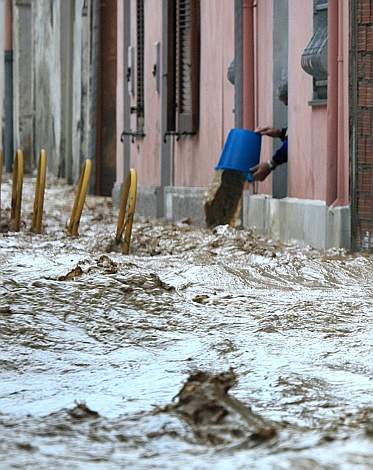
[167,0,200,135]
[301,0,328,101]
[136,0,145,131]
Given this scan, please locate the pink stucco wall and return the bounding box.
[173,0,235,187]
[116,0,125,185]
[117,0,235,189]
[116,1,349,202]
[287,0,349,203]
[288,0,326,200]
[129,0,162,186]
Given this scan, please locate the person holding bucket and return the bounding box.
[251,81,288,182]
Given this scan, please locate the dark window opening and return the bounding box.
[167,0,200,134]
[136,0,145,131]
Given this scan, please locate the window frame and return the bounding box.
[167,0,201,135]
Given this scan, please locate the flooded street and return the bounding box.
[0,177,372,469]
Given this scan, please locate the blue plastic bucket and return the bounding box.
[215,128,262,181]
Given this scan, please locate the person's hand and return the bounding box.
[255,126,282,138]
[250,162,271,181]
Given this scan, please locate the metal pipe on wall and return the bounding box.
[4,0,14,173]
[242,0,255,130]
[349,0,358,248]
[326,0,338,206]
[334,0,349,206]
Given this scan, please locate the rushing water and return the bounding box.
[0,176,372,469]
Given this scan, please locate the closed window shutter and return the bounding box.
[176,0,200,133]
[167,1,177,131]
[136,0,145,130]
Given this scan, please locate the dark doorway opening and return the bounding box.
[272,0,288,199]
[95,0,117,196]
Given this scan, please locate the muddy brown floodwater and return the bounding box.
[0,176,373,469]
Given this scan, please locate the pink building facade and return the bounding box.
[115,0,235,220]
[115,0,370,249]
[242,0,351,248]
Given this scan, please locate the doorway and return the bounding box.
[95,0,117,196]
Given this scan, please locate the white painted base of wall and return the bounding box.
[242,193,351,249]
[164,187,207,226]
[112,183,163,219]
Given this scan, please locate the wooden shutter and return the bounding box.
[136,0,145,130]
[176,0,200,133]
[167,1,177,131]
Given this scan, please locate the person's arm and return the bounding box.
[255,126,283,138]
[272,139,288,166]
[250,140,288,182]
[255,126,287,140]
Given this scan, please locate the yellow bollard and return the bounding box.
[10,149,24,232]
[115,168,138,254]
[67,159,92,236]
[31,149,47,234]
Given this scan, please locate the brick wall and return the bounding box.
[355,0,373,248]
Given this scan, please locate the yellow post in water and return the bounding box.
[10,149,24,232]
[67,159,92,236]
[31,149,47,233]
[116,168,138,254]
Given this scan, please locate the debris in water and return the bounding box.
[67,402,100,420]
[97,255,118,274]
[57,265,84,281]
[0,305,12,314]
[163,370,277,446]
[192,294,210,305]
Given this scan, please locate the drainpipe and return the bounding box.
[242,0,255,130]
[4,0,14,173]
[333,0,348,206]
[350,0,358,248]
[326,0,338,206]
[234,0,243,128]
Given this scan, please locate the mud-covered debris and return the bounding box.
[155,276,175,292]
[97,255,118,274]
[67,403,100,421]
[192,294,210,305]
[15,441,37,452]
[0,305,12,314]
[163,370,277,446]
[57,265,84,281]
[130,273,174,291]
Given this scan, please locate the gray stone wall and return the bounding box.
[13,0,33,172]
[11,0,97,183]
[272,0,288,199]
[71,0,98,185]
[33,0,63,175]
